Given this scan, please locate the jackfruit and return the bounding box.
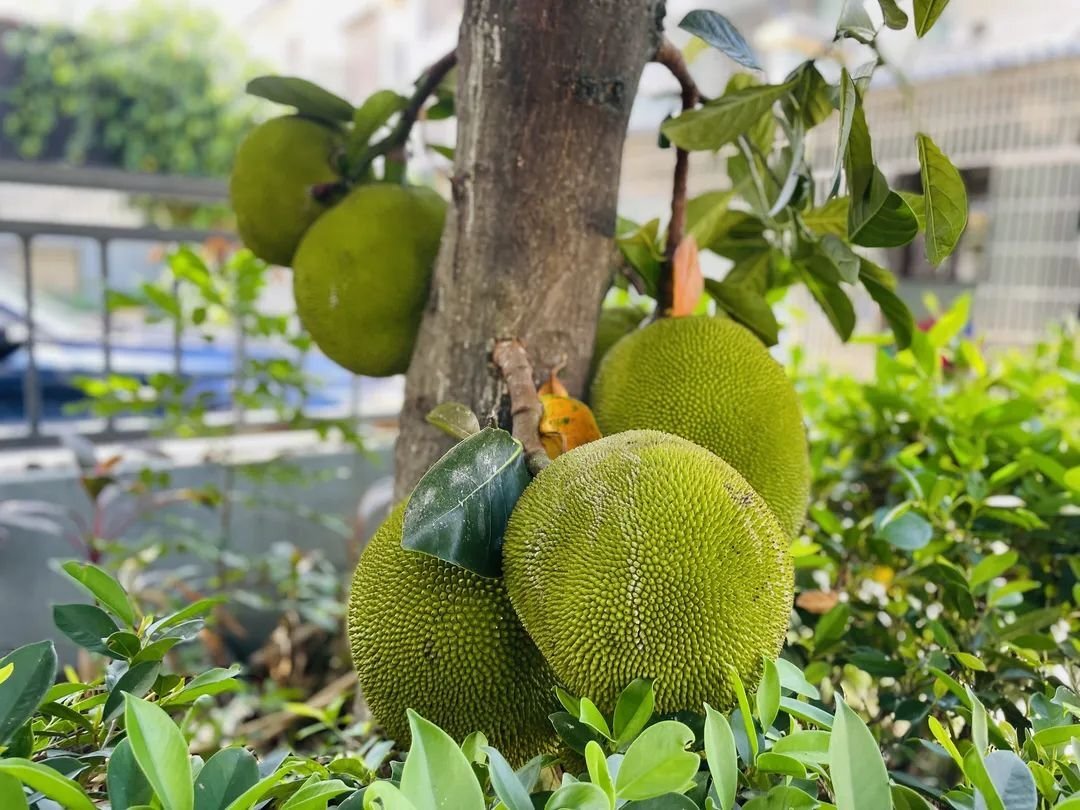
[502,430,793,714]
[347,504,558,765]
[293,183,445,376]
[590,316,810,535]
[230,116,343,266]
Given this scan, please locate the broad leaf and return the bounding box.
[483,746,533,810]
[616,721,698,801]
[0,641,57,745]
[852,190,919,248]
[104,661,161,722]
[245,76,354,122]
[613,678,656,749]
[705,278,779,346]
[425,402,481,440]
[755,658,781,730]
[964,748,1005,810]
[0,759,94,810]
[662,82,793,152]
[703,705,737,810]
[0,773,29,810]
[977,752,1036,810]
[679,10,760,70]
[402,427,530,578]
[917,133,968,265]
[829,697,890,810]
[352,89,407,145]
[163,666,243,706]
[802,198,849,238]
[545,782,610,810]
[585,741,616,807]
[279,776,351,810]
[859,260,914,349]
[876,511,933,551]
[685,191,736,247]
[60,561,136,627]
[914,0,951,37]
[877,0,909,29]
[836,0,877,43]
[892,785,936,810]
[399,710,485,810]
[819,235,860,284]
[192,748,259,810]
[829,70,857,197]
[800,265,855,341]
[755,752,808,778]
[52,604,120,656]
[124,695,193,810]
[108,738,154,810]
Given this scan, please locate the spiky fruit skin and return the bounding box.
[590,316,810,535]
[293,184,445,376]
[229,116,342,266]
[347,504,558,766]
[503,430,793,714]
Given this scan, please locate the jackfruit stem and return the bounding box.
[653,38,700,316]
[349,48,458,182]
[492,339,551,476]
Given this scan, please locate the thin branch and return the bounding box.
[653,38,700,314]
[492,339,550,476]
[349,49,458,181]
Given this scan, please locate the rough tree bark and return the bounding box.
[395,0,665,496]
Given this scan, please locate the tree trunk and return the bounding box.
[395,0,664,496]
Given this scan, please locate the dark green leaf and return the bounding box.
[819,235,860,284]
[192,748,259,810]
[784,62,833,129]
[877,0,909,29]
[105,632,143,660]
[917,133,968,265]
[245,76,353,122]
[830,698,891,810]
[549,712,606,755]
[679,10,761,70]
[425,402,481,440]
[403,427,530,578]
[661,81,793,152]
[616,219,664,296]
[52,604,119,656]
[108,738,153,810]
[891,785,936,810]
[813,604,850,646]
[59,562,136,627]
[851,190,919,248]
[800,266,855,341]
[104,661,160,722]
[859,259,913,349]
[705,278,780,346]
[913,0,951,37]
[0,641,57,745]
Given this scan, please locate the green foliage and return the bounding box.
[1,1,261,177]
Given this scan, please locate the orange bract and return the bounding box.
[539,394,601,458]
[670,235,704,318]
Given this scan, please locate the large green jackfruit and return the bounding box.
[503,430,794,714]
[293,183,445,376]
[590,316,810,535]
[347,504,558,765]
[229,116,342,266]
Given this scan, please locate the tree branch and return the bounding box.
[653,38,700,314]
[491,339,550,477]
[349,49,458,181]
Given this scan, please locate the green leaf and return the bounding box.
[704,705,738,810]
[585,741,616,808]
[104,661,161,722]
[192,748,259,810]
[0,641,56,745]
[835,0,877,43]
[1031,724,1080,748]
[970,551,1018,589]
[52,604,121,655]
[622,796,698,810]
[108,738,154,810]
[425,402,481,440]
[613,678,655,749]
[0,773,29,810]
[399,710,485,810]
[755,752,807,779]
[877,0,909,29]
[616,721,699,801]
[662,81,794,151]
[876,511,933,550]
[891,785,935,810]
[162,666,243,706]
[578,698,612,739]
[829,697,890,810]
[146,598,224,639]
[771,730,830,766]
[546,783,610,810]
[483,746,534,810]
[928,717,964,769]
[280,776,351,810]
[819,235,860,284]
[978,751,1036,810]
[245,76,353,122]
[964,747,1005,810]
[705,279,779,347]
[917,133,968,265]
[685,191,737,247]
[775,659,821,700]
[402,428,530,578]
[106,631,143,659]
[727,666,758,762]
[913,0,951,37]
[755,658,780,730]
[352,89,406,145]
[555,686,581,716]
[800,266,855,341]
[784,62,833,129]
[60,561,137,627]
[779,697,833,729]
[859,259,914,349]
[550,712,606,755]
[851,191,919,248]
[829,70,857,197]
[802,198,849,238]
[679,10,761,70]
[124,694,194,810]
[0,759,95,810]
[223,763,307,810]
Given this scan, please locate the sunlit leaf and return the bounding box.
[917,133,968,265]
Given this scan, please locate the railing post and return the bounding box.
[19,234,41,437]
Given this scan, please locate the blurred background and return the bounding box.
[0,0,1077,654]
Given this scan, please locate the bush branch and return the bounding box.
[653,38,700,313]
[350,49,458,180]
[492,339,550,476]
